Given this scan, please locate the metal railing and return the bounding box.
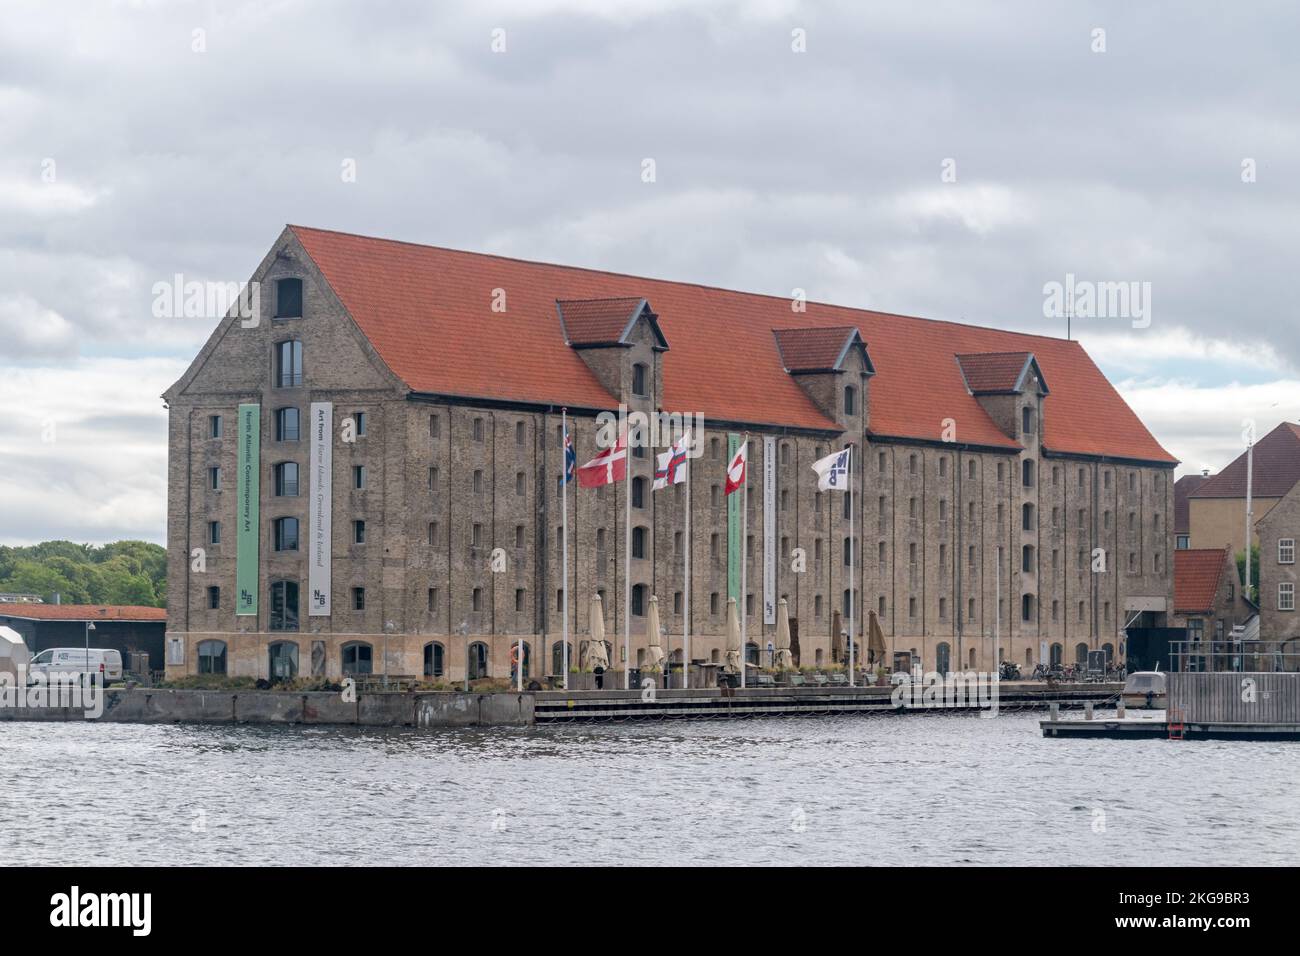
[1170,640,1300,673]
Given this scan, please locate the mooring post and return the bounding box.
[1116,698,1126,719]
[1050,702,1060,722]
[1084,701,1094,721]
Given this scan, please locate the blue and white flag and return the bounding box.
[811,446,851,491]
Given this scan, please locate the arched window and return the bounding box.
[268,641,298,681]
[467,641,489,680]
[936,642,951,674]
[341,641,373,676]
[424,642,445,678]
[632,526,648,559]
[844,384,857,416]
[968,647,976,669]
[710,648,721,663]
[843,537,853,567]
[1050,643,1063,666]
[551,641,573,676]
[1022,458,1035,488]
[1025,647,1033,666]
[1075,642,1089,665]
[1022,544,1035,572]
[632,584,647,616]
[197,640,227,675]
[632,476,646,508]
[745,642,760,665]
[1021,593,1035,621]
[1022,503,1035,531]
[1022,405,1033,436]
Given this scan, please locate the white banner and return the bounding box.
[763,436,776,625]
[309,402,333,616]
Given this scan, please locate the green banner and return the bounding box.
[235,403,261,616]
[727,432,740,601]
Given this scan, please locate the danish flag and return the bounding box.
[577,431,628,487]
[725,442,748,496]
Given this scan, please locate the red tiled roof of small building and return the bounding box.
[1173,549,1229,613]
[1190,422,1300,499]
[289,225,1176,461]
[0,604,167,622]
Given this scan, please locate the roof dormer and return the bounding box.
[955,351,1048,444]
[772,326,874,432]
[558,297,668,406]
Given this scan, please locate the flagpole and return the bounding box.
[683,440,691,690]
[624,428,632,691]
[848,444,856,688]
[740,435,748,690]
[561,408,569,692]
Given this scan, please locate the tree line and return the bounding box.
[0,540,166,608]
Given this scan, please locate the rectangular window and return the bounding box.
[207,586,220,609]
[1280,583,1295,611]
[353,587,366,611]
[209,467,221,491]
[429,415,440,439]
[208,415,222,439]
[274,517,299,552]
[428,588,439,613]
[354,465,366,490]
[275,462,299,497]
[472,587,483,611]
[276,407,300,442]
[353,411,367,436]
[353,520,366,544]
[269,581,299,632]
[515,589,525,613]
[208,521,221,545]
[275,277,303,319]
[275,340,303,388]
[1280,539,1295,565]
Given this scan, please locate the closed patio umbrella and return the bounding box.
[868,609,887,666]
[775,598,794,670]
[582,593,610,671]
[724,597,742,675]
[644,594,666,674]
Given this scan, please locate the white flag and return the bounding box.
[653,430,691,490]
[811,446,851,491]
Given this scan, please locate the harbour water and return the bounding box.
[2,712,1295,866]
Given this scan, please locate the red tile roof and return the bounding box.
[1173,549,1228,613]
[0,604,166,622]
[290,226,1176,461]
[1174,473,1209,533]
[1190,422,1300,499]
[955,351,1038,394]
[772,326,862,373]
[556,297,646,346]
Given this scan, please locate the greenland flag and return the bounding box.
[811,446,852,491]
[577,431,628,487]
[724,442,747,496]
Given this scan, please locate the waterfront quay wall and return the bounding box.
[0,689,534,728]
[0,682,1121,728]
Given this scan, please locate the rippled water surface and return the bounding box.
[1,712,1295,865]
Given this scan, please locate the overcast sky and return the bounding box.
[2,0,1297,546]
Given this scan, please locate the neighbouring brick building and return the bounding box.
[1171,547,1246,649]
[1255,480,1300,647]
[162,225,1177,682]
[1185,421,1300,555]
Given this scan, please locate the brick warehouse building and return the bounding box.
[163,225,1177,682]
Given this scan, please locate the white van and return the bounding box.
[27,648,123,685]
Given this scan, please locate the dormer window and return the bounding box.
[632,363,648,398]
[844,384,857,416]
[1022,405,1033,436]
[275,278,303,319]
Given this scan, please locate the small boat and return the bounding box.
[1121,670,1167,710]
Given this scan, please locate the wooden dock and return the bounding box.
[1041,715,1300,741]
